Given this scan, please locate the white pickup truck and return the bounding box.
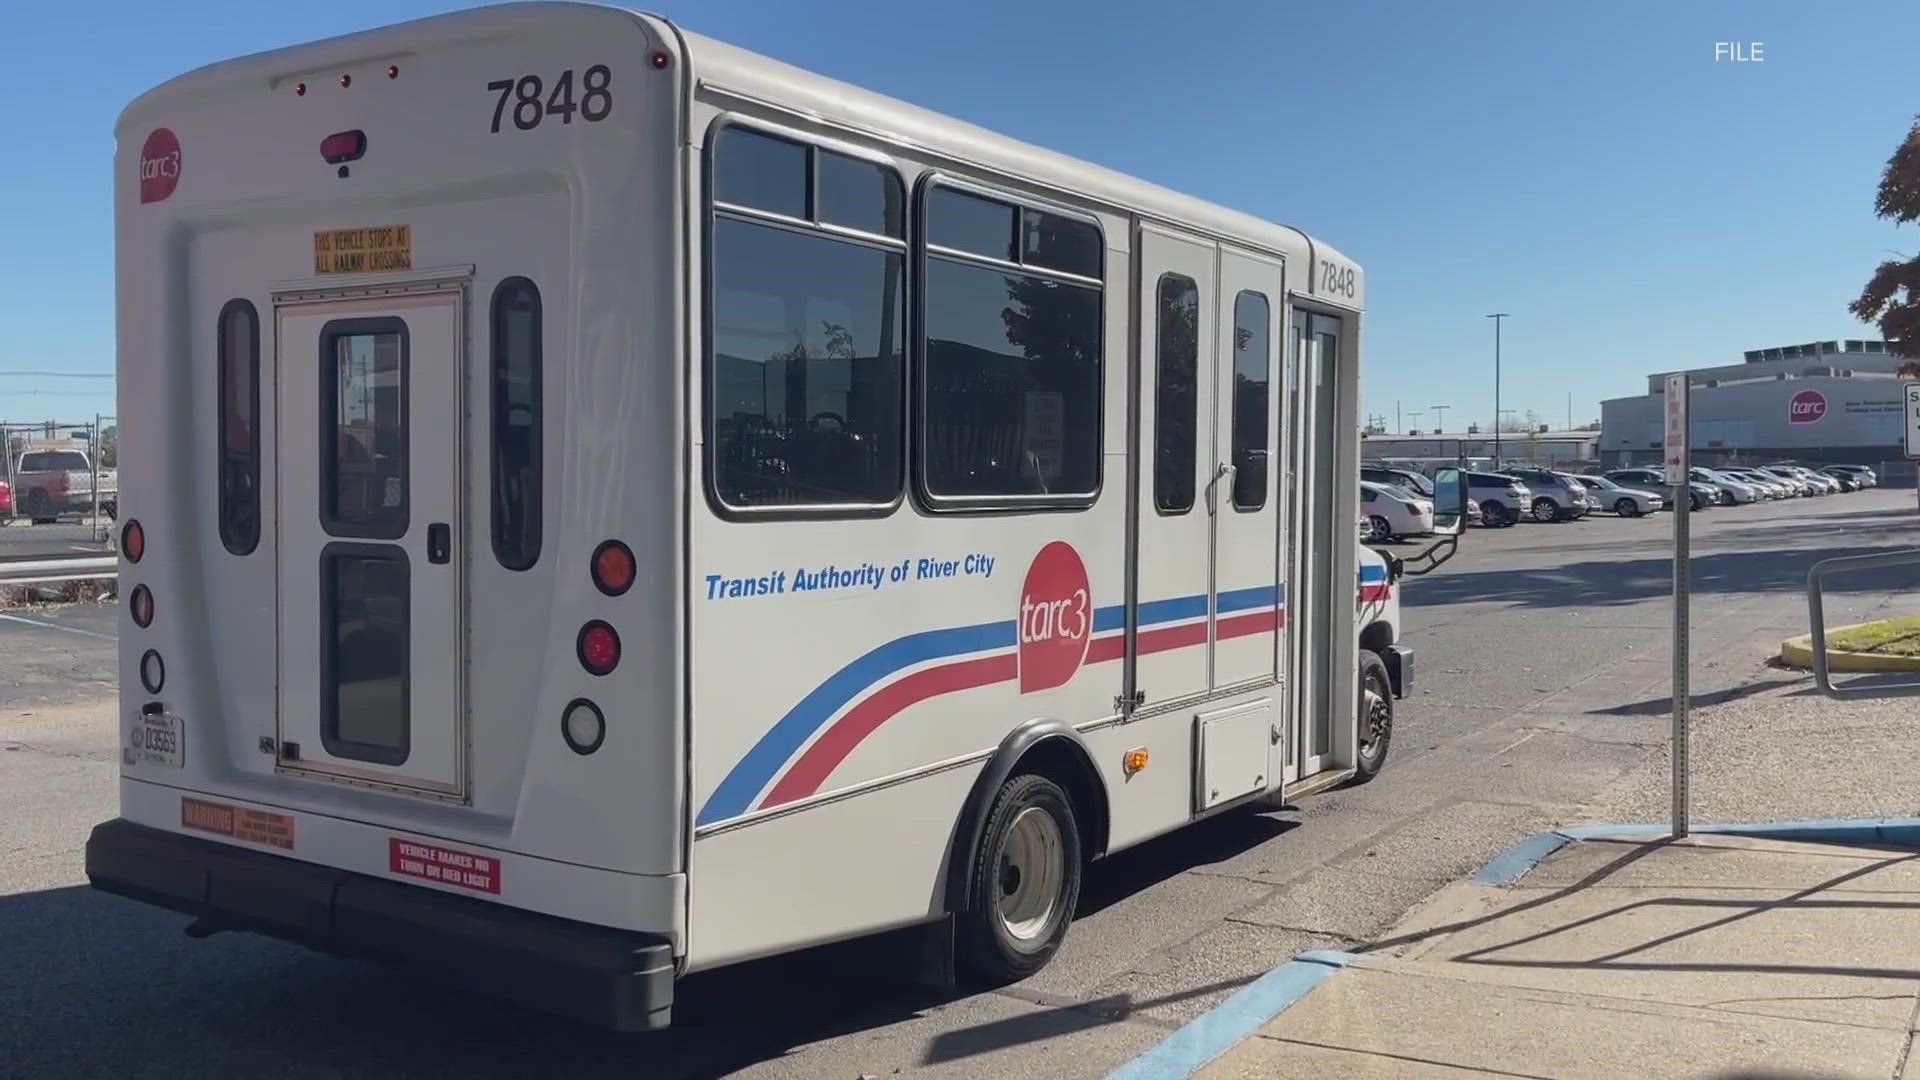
[9,447,117,523]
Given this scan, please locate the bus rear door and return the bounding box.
[273,288,468,797]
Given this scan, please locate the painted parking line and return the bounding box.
[0,612,116,640]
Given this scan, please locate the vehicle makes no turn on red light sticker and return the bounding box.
[389,837,501,894]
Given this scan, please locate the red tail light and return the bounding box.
[122,520,145,563]
[592,540,635,596]
[577,621,620,676]
[320,130,366,164]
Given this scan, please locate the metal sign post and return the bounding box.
[1903,382,1920,514]
[1664,373,1690,838]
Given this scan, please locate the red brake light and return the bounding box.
[122,520,145,563]
[592,540,636,596]
[321,130,366,164]
[578,621,620,676]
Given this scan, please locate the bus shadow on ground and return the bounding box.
[1405,545,1915,611]
[2,810,1290,1078]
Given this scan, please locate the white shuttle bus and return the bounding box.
[89,3,1465,1030]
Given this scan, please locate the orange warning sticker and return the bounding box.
[181,797,296,850]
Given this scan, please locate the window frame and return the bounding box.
[1228,289,1272,513]
[701,116,910,521]
[489,277,543,570]
[318,540,412,767]
[217,298,261,555]
[318,316,410,541]
[1152,271,1200,516]
[912,172,1107,513]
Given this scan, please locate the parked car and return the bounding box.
[10,445,118,523]
[1718,467,1791,499]
[1692,467,1758,505]
[1815,466,1864,491]
[1572,474,1664,517]
[1504,467,1591,522]
[1605,468,1715,511]
[1360,481,1435,543]
[1823,464,1877,488]
[1465,471,1533,528]
[1769,464,1840,495]
[1753,466,1811,496]
[1362,464,1435,498]
[1466,496,1483,526]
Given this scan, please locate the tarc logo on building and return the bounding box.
[1788,389,1828,425]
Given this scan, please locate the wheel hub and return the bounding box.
[994,806,1064,947]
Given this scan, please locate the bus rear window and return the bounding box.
[320,319,409,539]
[490,279,542,569]
[218,299,260,555]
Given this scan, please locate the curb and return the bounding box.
[1104,816,1920,1079]
[1106,951,1355,1080]
[1779,623,1920,673]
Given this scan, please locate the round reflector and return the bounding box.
[130,585,154,628]
[561,699,606,755]
[592,540,636,596]
[122,520,145,564]
[577,621,620,676]
[139,650,166,694]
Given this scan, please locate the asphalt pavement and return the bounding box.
[3,489,1919,1078]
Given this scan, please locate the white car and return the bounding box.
[1694,468,1759,504]
[1717,467,1787,498]
[1360,480,1435,542]
[1572,474,1664,517]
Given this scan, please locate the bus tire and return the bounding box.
[1352,651,1394,783]
[956,772,1082,987]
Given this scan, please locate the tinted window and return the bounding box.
[710,216,904,507]
[921,258,1101,498]
[1022,209,1101,278]
[1361,488,1377,503]
[1230,291,1270,510]
[490,278,542,569]
[818,151,905,238]
[321,320,408,538]
[218,299,260,555]
[1153,274,1199,513]
[926,187,1018,261]
[19,451,89,471]
[322,547,409,765]
[713,127,808,219]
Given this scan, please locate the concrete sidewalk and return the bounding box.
[1117,827,1920,1079]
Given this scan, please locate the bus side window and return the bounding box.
[708,125,906,511]
[1231,290,1271,510]
[217,298,261,555]
[920,187,1103,505]
[490,277,542,569]
[1153,274,1198,513]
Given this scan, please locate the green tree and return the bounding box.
[98,426,117,468]
[1852,117,1920,356]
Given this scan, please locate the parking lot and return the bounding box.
[4,487,1919,1079]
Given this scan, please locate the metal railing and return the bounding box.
[1805,549,1920,698]
[0,556,117,587]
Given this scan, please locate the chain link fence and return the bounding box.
[2,415,118,542]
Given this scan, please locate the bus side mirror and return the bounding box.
[1431,467,1466,536]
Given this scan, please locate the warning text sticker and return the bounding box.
[388,838,500,894]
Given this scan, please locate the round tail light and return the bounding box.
[122,520,145,564]
[139,650,166,694]
[592,540,635,596]
[562,699,606,755]
[577,621,620,676]
[130,585,154,628]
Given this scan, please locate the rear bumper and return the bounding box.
[1382,645,1413,699]
[85,818,676,1031]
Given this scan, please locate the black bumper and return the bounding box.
[85,819,676,1031]
[1382,645,1413,699]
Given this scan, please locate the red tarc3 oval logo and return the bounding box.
[139,128,181,204]
[1788,389,1827,425]
[1017,541,1091,694]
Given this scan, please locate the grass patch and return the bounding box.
[1830,615,1920,657]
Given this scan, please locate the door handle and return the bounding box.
[1206,462,1236,515]
[427,523,450,564]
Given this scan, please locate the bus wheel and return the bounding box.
[957,772,1082,986]
[1352,651,1394,783]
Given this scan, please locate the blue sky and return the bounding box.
[5,0,1916,430]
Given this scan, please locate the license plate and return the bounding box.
[131,710,184,768]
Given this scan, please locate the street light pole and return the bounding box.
[1487,313,1510,467]
[1430,404,1450,432]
